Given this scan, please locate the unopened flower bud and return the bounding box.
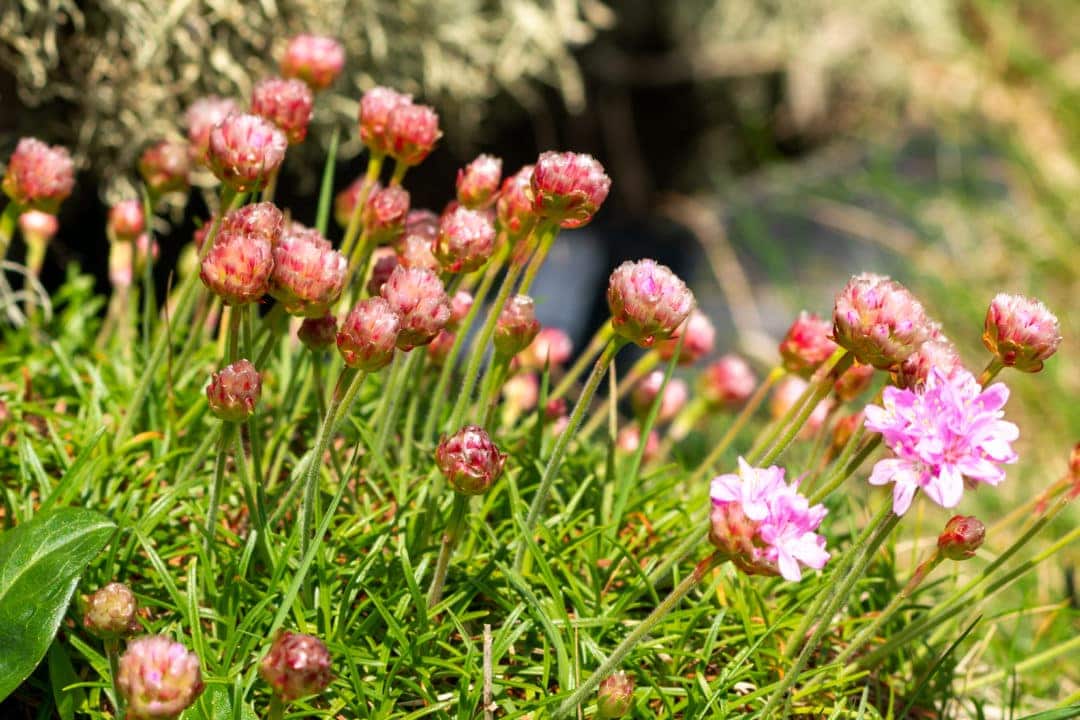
[269,224,346,316]
[252,77,314,145]
[109,200,145,242]
[336,297,401,371]
[280,34,345,90]
[207,114,287,192]
[358,87,412,155]
[364,184,410,244]
[502,373,539,413]
[207,359,261,422]
[607,260,694,348]
[982,293,1061,373]
[385,103,441,166]
[830,411,863,456]
[18,210,58,244]
[426,329,456,367]
[2,138,74,212]
[381,266,450,350]
[779,311,838,376]
[596,671,634,719]
[404,209,439,240]
[616,425,660,463]
[770,376,833,438]
[435,425,506,495]
[220,201,285,249]
[367,248,399,296]
[200,216,275,305]
[298,314,338,351]
[657,309,715,366]
[631,372,688,423]
[699,355,756,409]
[185,96,240,165]
[494,294,541,357]
[259,631,332,702]
[117,636,204,720]
[398,232,440,271]
[545,397,568,422]
[894,339,964,390]
[531,151,611,229]
[522,327,573,369]
[937,515,985,560]
[139,140,191,196]
[832,273,932,370]
[84,582,139,639]
[496,165,537,238]
[435,206,497,274]
[449,290,474,330]
[456,154,502,208]
[833,362,875,402]
[334,176,365,228]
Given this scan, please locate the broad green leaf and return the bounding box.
[1016,709,1080,720]
[0,507,115,702]
[48,640,86,720]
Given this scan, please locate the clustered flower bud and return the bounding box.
[334,176,365,228]
[2,137,74,212]
[496,165,537,238]
[616,424,660,463]
[607,259,694,348]
[84,582,139,639]
[185,96,240,165]
[298,314,338,351]
[657,309,716,366]
[522,327,573,369]
[259,631,333,702]
[435,425,506,495]
[252,76,315,145]
[779,311,838,376]
[139,140,191,197]
[200,204,278,304]
[596,671,634,719]
[982,293,1061,373]
[699,355,756,409]
[530,151,611,229]
[367,248,399,296]
[894,339,964,390]
[336,297,401,371]
[109,200,145,242]
[493,295,541,358]
[117,636,204,720]
[435,206,497,273]
[456,154,502,209]
[832,273,932,370]
[269,224,346,316]
[937,515,985,560]
[502,372,539,413]
[385,103,441,166]
[364,184,410,244]
[18,210,59,244]
[404,208,439,240]
[380,266,450,350]
[398,232,440,271]
[280,34,345,90]
[206,359,262,422]
[631,372,689,423]
[358,87,412,155]
[207,114,287,192]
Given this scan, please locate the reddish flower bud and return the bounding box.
[207,359,262,422]
[833,362,875,402]
[18,210,59,244]
[364,184,410,245]
[220,201,285,249]
[502,372,539,413]
[200,207,278,305]
[435,425,506,495]
[937,515,985,560]
[656,309,716,366]
[397,232,440,272]
[631,372,689,423]
[269,224,346,316]
[109,199,145,241]
[494,294,541,357]
[426,329,456,367]
[2,138,74,212]
[252,77,314,145]
[521,327,574,369]
[367,248,399,296]
[449,290,474,330]
[597,671,634,719]
[616,425,660,463]
[699,355,756,409]
[259,631,333,702]
[84,582,139,639]
[207,114,287,192]
[770,376,833,439]
[545,396,568,421]
[404,208,439,240]
[336,297,401,371]
[779,311,838,376]
[530,151,611,229]
[496,165,537,238]
[385,103,441,166]
[435,206,497,273]
[358,87,412,155]
[380,266,450,350]
[139,140,191,196]
[983,293,1061,373]
[298,314,338,351]
[185,96,240,165]
[607,259,694,348]
[334,176,365,228]
[456,154,502,209]
[894,339,964,390]
[280,34,345,90]
[832,273,932,370]
[117,636,204,720]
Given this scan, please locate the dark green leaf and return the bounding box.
[48,640,85,720]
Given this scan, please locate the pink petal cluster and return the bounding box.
[779,311,838,376]
[207,114,287,192]
[385,103,441,166]
[698,354,756,409]
[251,76,314,145]
[493,294,541,357]
[336,297,401,371]
[117,636,204,720]
[259,630,333,702]
[364,184,410,244]
[280,34,345,90]
[656,309,716,366]
[496,165,537,239]
[380,265,450,350]
[2,137,74,212]
[139,140,191,196]
[982,293,1061,373]
[864,367,1019,516]
[521,327,573,369]
[206,359,262,422]
[269,223,346,316]
[709,458,829,582]
[435,206,497,274]
[457,154,502,208]
[358,87,413,155]
[435,425,506,495]
[530,151,611,229]
[832,273,932,370]
[185,96,240,165]
[607,259,694,348]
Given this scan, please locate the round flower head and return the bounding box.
[18,210,58,243]
[864,367,1019,516]
[185,96,240,165]
[219,201,285,249]
[521,327,574,369]
[199,210,277,305]
[269,223,346,316]
[385,102,441,166]
[398,232,440,271]
[280,34,345,90]
[657,309,716,366]
[367,248,399,296]
[2,137,74,212]
[426,329,456,367]
[259,631,333,702]
[607,259,694,348]
[117,636,204,720]
[502,372,540,413]
[779,311,838,376]
[894,338,964,390]
[631,372,689,423]
[832,273,932,370]
[364,184,410,245]
[334,176,365,228]
[84,582,139,639]
[207,113,287,192]
[380,265,451,350]
[435,425,507,495]
[449,290,474,330]
[404,208,439,240]
[530,151,611,229]
[982,293,1061,373]
[139,140,191,196]
[770,376,833,439]
[937,515,985,561]
[616,424,660,463]
[298,314,338,351]
[709,458,829,581]
[456,154,502,209]
[699,354,756,409]
[494,294,541,357]
[358,86,413,155]
[435,206,497,274]
[597,671,634,719]
[251,76,314,145]
[496,164,537,238]
[206,359,261,422]
[832,361,875,402]
[336,297,401,371]
[109,199,145,242]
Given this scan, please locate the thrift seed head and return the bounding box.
[336,297,401,371]
[496,164,537,238]
[699,355,756,409]
[206,359,261,422]
[3,137,74,212]
[631,372,689,423]
[269,223,346,316]
[832,273,932,370]
[367,248,399,297]
[456,154,502,208]
[530,151,611,229]
[597,671,634,719]
[364,184,410,245]
[259,631,333,702]
[358,87,412,155]
[937,515,985,560]
[84,582,139,639]
[657,309,716,366]
[435,425,506,495]
[435,206,497,273]
[251,76,314,145]
[494,294,541,357]
[117,636,204,720]
[380,265,450,350]
[280,34,345,90]
[184,96,240,165]
[983,293,1061,372]
[207,114,287,192]
[607,259,694,348]
[109,200,145,241]
[779,311,838,376]
[139,140,191,196]
[385,103,441,166]
[298,314,338,351]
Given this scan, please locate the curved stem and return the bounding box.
[549,321,613,403]
[103,638,124,719]
[426,493,468,610]
[0,201,20,259]
[977,357,1004,386]
[204,423,236,558]
[580,351,658,439]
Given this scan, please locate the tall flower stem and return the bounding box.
[340,154,383,259]
[103,638,125,719]
[477,354,511,428]
[549,321,613,402]
[552,552,723,719]
[371,351,423,461]
[516,222,557,295]
[268,695,284,720]
[579,351,659,439]
[204,423,236,558]
[0,201,20,259]
[426,493,468,610]
[513,336,627,572]
[977,357,1004,386]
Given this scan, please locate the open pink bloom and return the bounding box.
[709,458,829,582]
[864,367,1019,516]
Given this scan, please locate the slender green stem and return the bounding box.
[426,493,468,610]
[516,222,557,295]
[103,638,125,719]
[340,154,383,258]
[268,695,284,720]
[580,351,658,439]
[549,321,613,402]
[977,356,1004,386]
[204,424,236,558]
[478,355,511,428]
[808,434,880,505]
[389,159,408,186]
[0,201,20,259]
[372,351,422,461]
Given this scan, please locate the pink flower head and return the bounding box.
[449,290,474,330]
[457,154,503,209]
[435,206,497,274]
[207,114,287,192]
[280,34,345,90]
[298,314,338,351]
[832,273,932,370]
[199,204,281,304]
[496,164,537,238]
[607,259,694,348]
[18,210,58,243]
[259,630,333,702]
[436,425,506,495]
[109,199,145,241]
[833,362,875,402]
[631,371,689,423]
[522,327,574,369]
[502,372,540,413]
[398,232,440,271]
[493,294,541,357]
[770,376,833,439]
[709,458,829,581]
[426,329,456,367]
[84,582,139,639]
[334,176,365,228]
[139,140,191,196]
[117,636,204,720]
[937,515,985,561]
[530,151,611,229]
[251,76,314,145]
[380,265,451,350]
[864,367,1019,516]
[336,297,401,371]
[3,138,74,212]
[597,671,635,720]
[269,223,346,316]
[207,359,262,422]
[983,293,1061,373]
[358,87,413,155]
[779,311,838,376]
[894,338,964,390]
[699,354,756,409]
[185,96,240,165]
[364,184,410,245]
[656,309,716,366]
[367,248,399,296]
[616,424,660,463]
[404,208,439,240]
[219,201,286,249]
[385,103,441,166]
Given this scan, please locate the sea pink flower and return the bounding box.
[358,87,412,155]
[530,151,611,229]
[385,103,441,166]
[280,34,345,90]
[117,636,204,720]
[251,76,314,145]
[493,294,540,357]
[185,96,240,165]
[521,327,573,369]
[336,297,401,371]
[832,273,932,370]
[779,311,838,376]
[435,206,497,274]
[259,631,333,702]
[937,515,985,561]
[109,200,145,241]
[982,293,1061,373]
[206,359,262,422]
[364,184,410,244]
[207,114,287,192]
[298,314,338,351]
[699,355,756,409]
[380,265,450,350]
[656,309,716,366]
[864,367,1019,516]
[496,165,537,238]
[269,223,346,316]
[2,137,74,212]
[139,140,191,196]
[436,425,506,495]
[457,154,503,209]
[607,259,694,348]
